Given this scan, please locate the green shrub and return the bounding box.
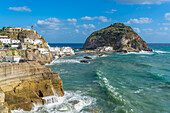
[12,51,15,56]
[10,48,16,50]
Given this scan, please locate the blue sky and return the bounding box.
[0,0,170,43]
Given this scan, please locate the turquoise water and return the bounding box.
[13,45,170,113]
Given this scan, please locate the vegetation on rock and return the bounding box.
[83,23,152,52]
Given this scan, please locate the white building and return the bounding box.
[13,56,21,63]
[0,36,11,44]
[4,27,22,32]
[5,56,21,63]
[11,45,19,48]
[61,47,75,56]
[34,39,42,45]
[38,48,49,55]
[103,46,113,51]
[0,58,3,62]
[5,56,13,62]
[29,39,34,44]
[11,39,20,44]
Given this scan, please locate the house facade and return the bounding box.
[11,39,20,44]
[0,36,11,44]
[4,27,22,32]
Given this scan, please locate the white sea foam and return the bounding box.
[97,70,125,103]
[126,50,154,55]
[45,56,60,66]
[134,89,143,94]
[11,91,96,113]
[99,54,108,57]
[52,59,81,65]
[154,50,170,54]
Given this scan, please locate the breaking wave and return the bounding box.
[96,70,126,104]
[11,91,96,113]
[126,50,154,55]
[154,50,170,54]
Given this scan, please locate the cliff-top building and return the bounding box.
[4,27,22,32]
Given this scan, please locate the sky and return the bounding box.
[0,0,170,43]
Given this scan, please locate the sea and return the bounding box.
[12,43,170,113]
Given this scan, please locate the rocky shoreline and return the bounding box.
[0,62,64,113]
[0,23,153,112]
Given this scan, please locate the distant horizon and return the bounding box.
[48,42,170,44]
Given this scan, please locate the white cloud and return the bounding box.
[82,31,87,35]
[8,6,32,12]
[81,16,94,20]
[112,0,170,4]
[67,18,77,23]
[98,16,112,22]
[75,29,79,33]
[162,23,170,25]
[36,18,62,30]
[125,18,152,24]
[134,28,141,33]
[142,29,153,32]
[165,13,170,21]
[76,24,96,29]
[105,9,117,14]
[160,27,169,31]
[81,16,111,22]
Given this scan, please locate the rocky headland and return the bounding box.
[83,23,152,52]
[0,62,64,113]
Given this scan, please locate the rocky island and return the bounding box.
[83,23,152,52]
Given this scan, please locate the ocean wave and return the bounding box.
[154,50,170,54]
[126,50,154,55]
[96,70,137,112]
[46,58,81,65]
[53,59,81,64]
[96,70,125,104]
[11,91,96,113]
[134,89,143,94]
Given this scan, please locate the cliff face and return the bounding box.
[0,62,64,112]
[83,23,152,52]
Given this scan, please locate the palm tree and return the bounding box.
[31,25,33,30]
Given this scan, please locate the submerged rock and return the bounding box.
[84,56,92,59]
[80,60,89,64]
[83,23,152,52]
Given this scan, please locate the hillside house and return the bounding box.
[11,39,20,44]
[0,36,11,44]
[4,27,22,32]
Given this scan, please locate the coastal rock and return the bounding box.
[0,62,64,112]
[84,56,92,59]
[83,23,152,52]
[80,60,89,64]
